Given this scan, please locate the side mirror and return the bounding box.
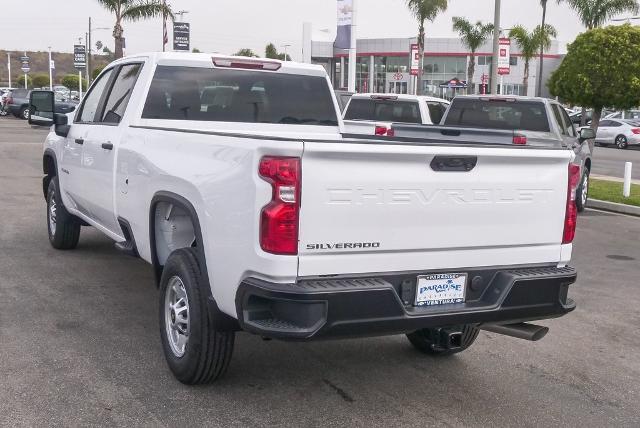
[579,127,596,142]
[54,113,70,138]
[29,90,55,127]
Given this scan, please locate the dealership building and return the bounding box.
[308,35,564,99]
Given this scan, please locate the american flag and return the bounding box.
[162,0,168,51]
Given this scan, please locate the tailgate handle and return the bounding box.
[431,156,477,172]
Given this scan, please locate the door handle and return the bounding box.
[75,138,84,145]
[102,142,114,150]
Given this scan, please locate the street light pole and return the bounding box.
[48,46,53,90]
[88,17,92,85]
[490,0,501,95]
[282,44,291,61]
[7,53,11,88]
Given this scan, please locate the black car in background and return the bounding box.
[6,89,77,120]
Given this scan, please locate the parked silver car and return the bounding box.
[595,119,640,149]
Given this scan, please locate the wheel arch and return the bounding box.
[149,191,239,330]
[42,149,58,200]
[584,157,591,173]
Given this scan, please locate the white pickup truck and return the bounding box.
[30,53,579,385]
[342,93,450,136]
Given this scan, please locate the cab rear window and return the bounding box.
[142,66,338,126]
[444,99,550,132]
[344,99,421,124]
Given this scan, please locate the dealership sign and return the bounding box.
[20,56,30,73]
[498,38,511,75]
[74,45,86,70]
[334,0,353,49]
[410,43,420,76]
[173,22,190,51]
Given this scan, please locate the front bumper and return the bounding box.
[235,265,577,340]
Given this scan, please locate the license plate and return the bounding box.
[415,273,467,306]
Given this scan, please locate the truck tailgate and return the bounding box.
[298,141,572,277]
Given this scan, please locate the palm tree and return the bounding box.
[96,0,174,59]
[509,24,558,96]
[564,0,639,29]
[452,17,494,94]
[405,0,448,95]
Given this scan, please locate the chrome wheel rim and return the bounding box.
[164,276,190,358]
[48,194,57,236]
[22,109,29,120]
[616,136,627,148]
[581,174,589,206]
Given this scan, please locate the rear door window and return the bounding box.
[345,99,421,124]
[444,98,550,132]
[142,66,338,126]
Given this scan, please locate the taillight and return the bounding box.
[563,164,581,244]
[375,126,388,136]
[632,128,640,135]
[513,134,527,145]
[259,156,301,255]
[386,128,395,137]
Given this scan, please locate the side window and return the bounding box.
[101,63,143,124]
[551,105,567,136]
[427,102,448,124]
[599,120,611,127]
[78,68,114,123]
[559,107,576,137]
[609,121,622,127]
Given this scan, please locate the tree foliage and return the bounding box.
[16,75,32,88]
[61,74,88,91]
[95,0,174,58]
[563,0,639,29]
[452,17,494,93]
[31,73,51,88]
[264,44,291,61]
[234,48,258,58]
[92,66,105,80]
[549,24,640,132]
[509,24,557,95]
[405,0,448,94]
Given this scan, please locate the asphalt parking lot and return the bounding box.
[1,117,639,427]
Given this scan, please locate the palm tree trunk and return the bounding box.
[537,1,547,97]
[467,54,475,94]
[417,21,425,96]
[523,60,530,96]
[113,21,124,59]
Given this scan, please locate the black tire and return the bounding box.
[19,107,29,120]
[576,168,590,213]
[159,248,235,384]
[615,135,628,149]
[46,178,81,250]
[407,324,479,356]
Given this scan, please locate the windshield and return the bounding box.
[444,99,550,132]
[142,66,338,126]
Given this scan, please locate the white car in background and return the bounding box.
[595,119,640,149]
[604,110,640,121]
[342,93,450,136]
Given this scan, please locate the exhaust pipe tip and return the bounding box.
[481,322,549,342]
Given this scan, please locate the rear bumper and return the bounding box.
[235,265,577,340]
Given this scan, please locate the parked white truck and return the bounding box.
[30,53,581,385]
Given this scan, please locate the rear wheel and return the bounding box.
[20,107,29,120]
[615,135,628,149]
[407,324,479,356]
[159,248,235,384]
[46,178,81,250]
[576,169,590,213]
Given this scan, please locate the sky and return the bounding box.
[1,0,634,60]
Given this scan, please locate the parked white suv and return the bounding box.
[342,93,450,136]
[31,53,579,385]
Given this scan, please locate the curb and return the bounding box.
[587,199,640,217]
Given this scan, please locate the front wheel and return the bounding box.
[20,107,30,120]
[407,324,479,356]
[576,169,590,213]
[159,248,235,384]
[46,178,81,249]
[615,135,628,149]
